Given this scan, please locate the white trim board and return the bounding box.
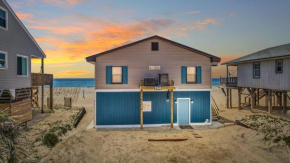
[0,51,8,69]
[0,6,8,30]
[2,0,46,58]
[16,54,29,77]
[95,123,212,128]
[95,89,211,92]
[95,123,178,128]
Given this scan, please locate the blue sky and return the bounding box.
[7,0,290,78]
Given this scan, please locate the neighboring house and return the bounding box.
[221,43,290,113]
[0,0,53,123]
[86,35,221,128]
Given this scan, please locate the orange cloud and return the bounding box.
[29,26,85,35]
[31,17,175,63]
[16,12,35,23]
[181,18,219,31]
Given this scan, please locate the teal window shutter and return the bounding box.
[106,66,112,84]
[196,66,202,84]
[122,66,128,84]
[181,66,187,84]
[22,57,27,75]
[17,57,22,75]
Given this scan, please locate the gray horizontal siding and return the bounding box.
[237,57,290,90]
[0,0,43,90]
[95,38,212,89]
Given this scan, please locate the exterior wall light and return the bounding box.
[175,100,177,104]
[191,100,194,104]
[166,90,170,102]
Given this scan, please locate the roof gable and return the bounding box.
[222,43,290,65]
[86,35,220,63]
[1,0,45,58]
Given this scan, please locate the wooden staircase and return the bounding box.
[211,96,219,121]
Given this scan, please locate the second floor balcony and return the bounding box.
[220,77,238,87]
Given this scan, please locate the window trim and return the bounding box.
[186,66,197,84]
[151,42,159,51]
[0,6,8,30]
[111,66,123,84]
[17,54,29,77]
[143,101,152,112]
[275,59,283,73]
[0,51,8,69]
[253,62,260,78]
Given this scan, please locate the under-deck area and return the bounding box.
[219,79,290,119]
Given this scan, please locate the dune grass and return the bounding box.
[240,115,290,147]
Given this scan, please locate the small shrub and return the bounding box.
[49,124,72,136]
[42,133,59,148]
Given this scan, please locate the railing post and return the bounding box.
[226,65,229,84]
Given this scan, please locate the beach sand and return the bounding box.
[23,87,290,163]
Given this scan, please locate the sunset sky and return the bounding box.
[8,0,290,78]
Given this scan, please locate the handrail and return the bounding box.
[220,77,238,87]
[211,96,219,117]
[31,73,53,86]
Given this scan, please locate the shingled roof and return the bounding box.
[86,35,221,63]
[222,43,290,65]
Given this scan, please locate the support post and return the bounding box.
[140,80,144,129]
[251,88,255,112]
[265,95,268,107]
[41,58,44,113]
[278,92,282,107]
[273,94,276,107]
[50,84,53,110]
[283,92,287,111]
[226,89,229,108]
[229,89,232,109]
[268,89,272,114]
[140,88,143,129]
[238,88,242,110]
[256,89,259,106]
[170,89,173,129]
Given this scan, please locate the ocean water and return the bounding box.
[53,78,220,87]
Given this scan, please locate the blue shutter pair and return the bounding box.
[106,66,128,84]
[181,66,202,84]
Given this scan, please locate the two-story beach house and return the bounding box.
[86,35,221,128]
[0,0,53,123]
[221,43,290,114]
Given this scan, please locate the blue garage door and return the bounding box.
[178,99,190,125]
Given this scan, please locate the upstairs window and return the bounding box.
[253,62,260,78]
[112,66,122,84]
[276,60,283,73]
[17,55,28,77]
[187,67,196,83]
[0,7,7,29]
[0,52,7,69]
[151,42,159,51]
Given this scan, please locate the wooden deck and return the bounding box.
[31,73,53,86]
[31,73,54,112]
[220,77,238,87]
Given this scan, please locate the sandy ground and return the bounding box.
[22,87,290,163]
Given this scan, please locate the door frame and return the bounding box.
[177,98,191,125]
